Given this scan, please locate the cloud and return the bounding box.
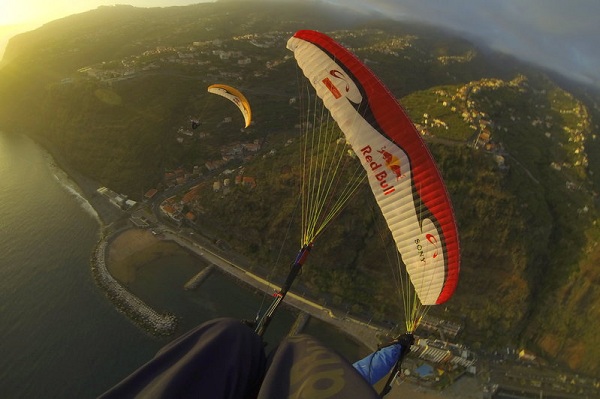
[323,0,600,88]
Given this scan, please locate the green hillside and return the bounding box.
[1,0,600,377]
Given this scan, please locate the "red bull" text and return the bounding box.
[360,145,395,196]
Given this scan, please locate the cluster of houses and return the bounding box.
[220,140,262,161]
[437,49,476,65]
[176,127,211,144]
[398,315,477,384]
[73,30,289,86]
[408,336,477,379]
[159,195,187,224]
[431,77,513,148]
[97,186,137,209]
[204,140,262,170]
[149,165,258,225]
[425,75,593,178]
[418,314,462,339]
[144,138,263,195]
[212,172,257,193]
[160,167,202,189]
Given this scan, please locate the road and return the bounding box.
[141,166,387,350]
[162,228,383,350]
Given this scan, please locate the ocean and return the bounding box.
[0,131,365,398]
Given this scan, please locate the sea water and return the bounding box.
[0,132,160,398]
[0,132,365,398]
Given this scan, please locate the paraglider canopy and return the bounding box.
[287,30,460,308]
[207,84,252,128]
[286,29,461,396]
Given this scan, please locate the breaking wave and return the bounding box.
[52,171,101,225]
[38,148,102,225]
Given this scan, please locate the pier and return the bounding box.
[184,264,215,290]
[288,312,310,336]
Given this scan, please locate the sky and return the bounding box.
[1,0,599,89]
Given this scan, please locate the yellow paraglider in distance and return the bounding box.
[207,84,252,128]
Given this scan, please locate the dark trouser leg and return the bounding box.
[100,318,266,399]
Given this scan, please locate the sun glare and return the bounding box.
[0,1,214,27]
[0,2,49,26]
[0,4,23,25]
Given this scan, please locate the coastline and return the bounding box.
[98,230,483,399]
[33,134,128,228]
[100,226,384,348]
[34,139,477,399]
[30,135,178,335]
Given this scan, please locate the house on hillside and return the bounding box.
[182,186,201,204]
[144,188,158,201]
[242,177,256,188]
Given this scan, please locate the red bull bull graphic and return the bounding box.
[378,147,404,180]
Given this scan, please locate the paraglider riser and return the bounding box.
[255,244,312,336]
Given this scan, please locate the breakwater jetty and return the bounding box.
[184,264,215,290]
[289,312,310,336]
[91,237,177,336]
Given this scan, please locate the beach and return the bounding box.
[106,228,182,283]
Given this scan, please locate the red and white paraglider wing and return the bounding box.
[287,30,459,306]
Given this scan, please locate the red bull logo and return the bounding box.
[378,148,404,180]
[360,145,395,196]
